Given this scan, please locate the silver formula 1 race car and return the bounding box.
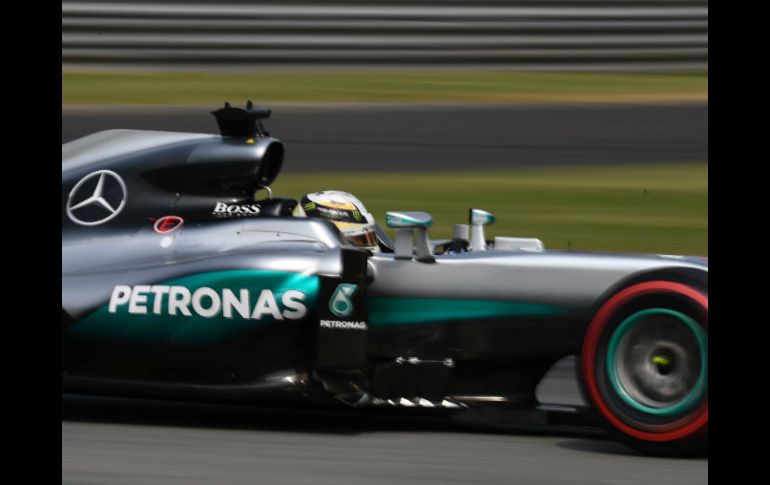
[62,104,708,456]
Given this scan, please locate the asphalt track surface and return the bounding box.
[62,103,708,171]
[62,357,707,484]
[62,104,707,483]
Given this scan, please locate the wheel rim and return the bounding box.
[581,281,708,442]
[606,308,707,416]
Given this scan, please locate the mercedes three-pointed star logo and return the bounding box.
[66,170,128,226]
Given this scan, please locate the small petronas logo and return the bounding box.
[329,283,358,318]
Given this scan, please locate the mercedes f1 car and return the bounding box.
[62,104,708,456]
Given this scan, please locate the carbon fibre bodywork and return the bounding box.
[62,109,708,453]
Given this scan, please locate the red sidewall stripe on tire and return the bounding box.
[581,281,708,442]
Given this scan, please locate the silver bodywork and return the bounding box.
[62,129,216,173]
[63,213,707,322]
[62,128,708,350]
[61,121,708,456]
[368,250,706,306]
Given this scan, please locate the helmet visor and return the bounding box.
[346,230,378,249]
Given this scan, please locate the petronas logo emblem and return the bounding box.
[329,283,358,318]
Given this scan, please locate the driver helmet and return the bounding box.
[293,190,379,252]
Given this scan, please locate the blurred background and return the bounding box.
[62,0,707,256]
[62,2,707,482]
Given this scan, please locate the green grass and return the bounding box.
[62,70,707,105]
[271,163,707,256]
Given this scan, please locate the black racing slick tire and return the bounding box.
[578,281,708,456]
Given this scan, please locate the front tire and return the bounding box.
[579,281,708,456]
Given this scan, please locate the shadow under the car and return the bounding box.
[62,393,606,440]
[557,438,637,456]
[62,393,484,437]
[557,439,708,460]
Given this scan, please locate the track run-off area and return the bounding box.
[63,103,707,171]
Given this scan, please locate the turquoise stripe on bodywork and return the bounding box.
[367,297,563,326]
[68,270,319,345]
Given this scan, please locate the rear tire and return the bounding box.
[578,281,708,456]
